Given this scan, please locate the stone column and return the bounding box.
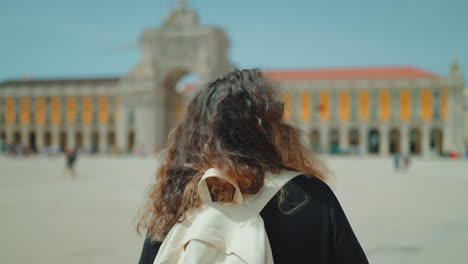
[98,126,108,153]
[5,128,13,146]
[359,123,368,155]
[36,126,45,152]
[443,87,455,153]
[135,97,157,154]
[442,125,451,154]
[82,125,92,153]
[339,123,349,153]
[421,123,430,157]
[319,124,328,154]
[20,127,29,147]
[400,123,409,155]
[67,125,75,151]
[454,86,465,153]
[116,103,128,153]
[50,126,60,153]
[154,90,168,152]
[379,123,389,156]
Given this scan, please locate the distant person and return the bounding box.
[402,153,411,171]
[137,69,368,264]
[65,148,78,178]
[393,152,400,171]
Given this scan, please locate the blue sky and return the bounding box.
[1,0,467,81]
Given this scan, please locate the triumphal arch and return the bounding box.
[116,2,233,153]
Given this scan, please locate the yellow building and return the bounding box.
[267,62,465,156]
[0,62,464,156]
[0,78,130,153]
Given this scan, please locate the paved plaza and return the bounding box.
[1,155,467,264]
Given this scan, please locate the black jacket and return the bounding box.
[139,175,369,264]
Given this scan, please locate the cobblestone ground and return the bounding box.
[1,155,467,264]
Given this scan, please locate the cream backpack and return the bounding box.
[153,168,302,264]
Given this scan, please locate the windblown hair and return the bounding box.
[137,69,328,241]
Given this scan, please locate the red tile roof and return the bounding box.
[264,66,439,81]
[183,66,439,93]
[0,77,120,88]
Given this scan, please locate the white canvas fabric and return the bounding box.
[153,168,303,264]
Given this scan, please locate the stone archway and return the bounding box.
[309,129,320,152]
[430,128,443,155]
[91,131,99,153]
[368,129,380,154]
[329,128,340,154]
[107,131,115,150]
[389,128,400,154]
[0,131,5,152]
[410,128,421,154]
[118,5,233,153]
[13,131,21,145]
[127,130,135,153]
[162,68,191,134]
[75,131,83,149]
[348,129,359,155]
[44,131,52,147]
[59,131,67,152]
[28,131,37,152]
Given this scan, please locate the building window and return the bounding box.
[351,91,358,121]
[433,90,441,121]
[45,97,51,125]
[15,97,20,125]
[0,98,4,125]
[30,97,36,125]
[128,108,135,125]
[61,96,67,124]
[371,91,378,121]
[92,97,99,126]
[76,97,82,124]
[108,96,115,125]
[391,90,399,122]
[411,90,420,121]
[282,92,292,121]
[331,91,338,121]
[311,92,318,121]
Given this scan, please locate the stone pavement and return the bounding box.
[1,155,467,263]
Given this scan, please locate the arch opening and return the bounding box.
[162,69,199,134]
[75,131,83,150]
[389,128,400,154]
[29,131,37,152]
[410,128,421,154]
[329,128,340,154]
[368,129,380,154]
[309,129,320,152]
[13,131,21,145]
[0,131,6,153]
[91,131,99,153]
[127,130,135,153]
[44,131,52,147]
[107,131,115,152]
[59,131,67,152]
[348,129,359,154]
[430,128,443,155]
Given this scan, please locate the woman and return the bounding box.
[138,69,368,263]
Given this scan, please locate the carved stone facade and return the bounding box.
[118,6,233,153]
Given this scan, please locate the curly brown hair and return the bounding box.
[137,69,328,241]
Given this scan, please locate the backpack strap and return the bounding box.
[197,168,243,204]
[244,170,304,213]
